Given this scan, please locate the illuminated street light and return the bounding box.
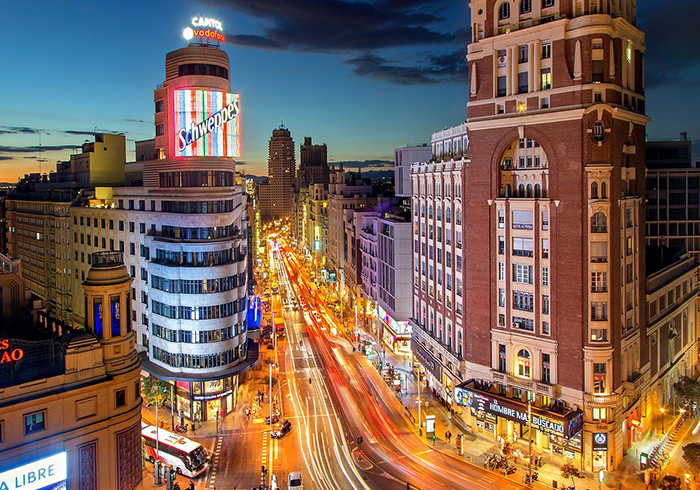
[660,406,665,434]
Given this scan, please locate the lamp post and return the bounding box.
[417,371,422,436]
[269,362,277,432]
[527,400,532,481]
[660,407,666,435]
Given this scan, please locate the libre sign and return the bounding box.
[174,89,241,158]
[0,452,67,490]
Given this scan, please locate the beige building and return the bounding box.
[0,251,143,490]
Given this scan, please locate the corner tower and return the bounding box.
[461,0,647,472]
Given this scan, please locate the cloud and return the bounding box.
[639,0,700,87]
[331,159,393,169]
[0,156,15,161]
[212,0,455,52]
[0,145,79,153]
[345,50,468,85]
[0,126,43,135]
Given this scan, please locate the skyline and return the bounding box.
[1,0,698,182]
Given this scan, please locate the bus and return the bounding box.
[142,424,209,477]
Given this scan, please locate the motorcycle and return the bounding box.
[174,424,188,434]
[505,464,517,475]
[525,472,539,484]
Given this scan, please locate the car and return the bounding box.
[271,420,292,439]
[659,475,682,490]
[288,471,302,490]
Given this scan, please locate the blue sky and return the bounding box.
[0,0,698,181]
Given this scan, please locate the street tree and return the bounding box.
[142,375,171,407]
[683,443,700,475]
[560,462,583,489]
[673,376,700,401]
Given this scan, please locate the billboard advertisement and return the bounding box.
[174,89,240,158]
[0,452,67,490]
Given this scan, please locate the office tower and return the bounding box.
[261,125,296,221]
[412,0,650,471]
[298,137,329,188]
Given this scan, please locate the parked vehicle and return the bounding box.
[288,471,303,490]
[659,475,682,490]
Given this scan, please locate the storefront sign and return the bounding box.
[454,384,583,438]
[0,339,24,364]
[412,341,440,379]
[173,89,240,158]
[593,432,608,450]
[0,452,67,490]
[193,389,233,402]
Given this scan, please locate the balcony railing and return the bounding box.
[583,393,619,408]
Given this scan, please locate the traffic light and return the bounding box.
[358,436,363,444]
[261,465,267,475]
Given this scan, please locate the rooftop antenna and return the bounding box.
[280,117,285,129]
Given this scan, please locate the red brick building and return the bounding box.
[412,0,647,471]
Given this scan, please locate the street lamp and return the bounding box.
[660,407,666,434]
[269,362,277,432]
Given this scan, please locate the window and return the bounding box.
[591,302,608,321]
[591,272,607,292]
[542,238,549,258]
[499,344,507,372]
[542,295,550,315]
[116,389,127,408]
[512,210,534,229]
[592,407,607,420]
[542,354,551,383]
[156,124,164,136]
[25,411,45,435]
[499,2,510,19]
[540,67,552,90]
[542,321,550,335]
[497,75,507,97]
[518,72,529,93]
[499,235,506,254]
[517,349,531,377]
[519,45,529,64]
[140,223,146,234]
[591,212,607,233]
[499,288,506,307]
[513,237,534,257]
[592,60,604,82]
[593,363,606,393]
[591,328,608,342]
[513,291,534,312]
[520,0,532,14]
[513,264,533,284]
[129,222,135,233]
[499,262,505,281]
[542,0,554,7]
[542,211,549,230]
[498,209,505,228]
[119,220,124,231]
[541,41,551,59]
[155,100,164,113]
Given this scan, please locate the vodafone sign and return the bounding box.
[183,17,225,43]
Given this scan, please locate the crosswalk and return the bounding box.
[207,436,223,489]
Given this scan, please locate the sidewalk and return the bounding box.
[357,322,698,490]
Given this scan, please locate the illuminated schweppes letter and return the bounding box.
[177,98,240,152]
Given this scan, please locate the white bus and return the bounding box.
[142,424,209,477]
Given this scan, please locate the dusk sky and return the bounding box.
[1,0,698,182]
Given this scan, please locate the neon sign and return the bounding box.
[173,90,241,158]
[183,17,225,43]
[0,452,67,490]
[0,339,24,364]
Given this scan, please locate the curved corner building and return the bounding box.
[135,43,254,420]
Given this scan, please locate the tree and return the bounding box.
[673,376,700,402]
[683,443,700,475]
[500,435,514,462]
[560,462,583,489]
[142,376,172,407]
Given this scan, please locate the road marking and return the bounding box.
[206,435,223,489]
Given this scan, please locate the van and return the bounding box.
[288,471,302,490]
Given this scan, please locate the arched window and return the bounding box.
[499,2,511,19]
[421,203,425,217]
[517,349,531,377]
[527,184,533,198]
[534,184,541,197]
[520,0,532,13]
[591,212,607,233]
[505,184,512,198]
[456,207,462,225]
[518,184,525,197]
[601,182,608,198]
[591,182,599,199]
[445,206,451,223]
[437,205,442,221]
[428,204,433,219]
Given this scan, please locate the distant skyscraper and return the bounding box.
[262,125,296,220]
[298,137,329,188]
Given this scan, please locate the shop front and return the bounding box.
[455,381,584,464]
[591,431,608,469]
[412,339,441,394]
[377,305,411,355]
[176,376,239,422]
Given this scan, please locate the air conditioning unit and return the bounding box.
[512,322,521,329]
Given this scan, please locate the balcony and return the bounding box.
[491,371,558,398]
[584,393,619,408]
